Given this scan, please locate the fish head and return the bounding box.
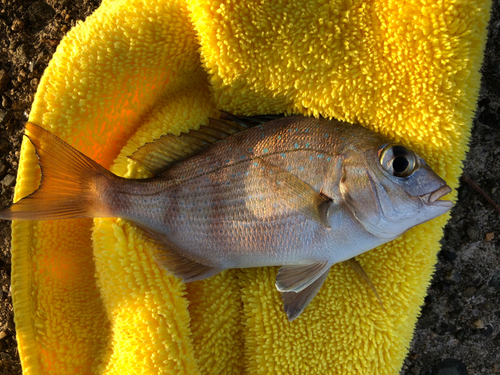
[339,142,453,239]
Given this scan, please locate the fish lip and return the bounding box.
[419,184,453,207]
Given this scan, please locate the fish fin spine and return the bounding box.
[128,116,247,175]
[345,258,385,311]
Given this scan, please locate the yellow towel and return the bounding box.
[11,0,490,374]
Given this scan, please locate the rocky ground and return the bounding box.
[0,1,499,374]
[0,1,102,373]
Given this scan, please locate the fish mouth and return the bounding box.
[420,184,453,208]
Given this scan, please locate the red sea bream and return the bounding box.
[0,114,453,320]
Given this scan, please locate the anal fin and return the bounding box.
[154,250,221,283]
[281,268,330,321]
[132,223,221,283]
[345,258,385,310]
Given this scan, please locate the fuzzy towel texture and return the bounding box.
[11,0,490,374]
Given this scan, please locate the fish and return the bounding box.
[0,114,453,320]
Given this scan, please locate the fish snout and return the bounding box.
[420,184,453,209]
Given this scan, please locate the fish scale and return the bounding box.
[109,118,393,269]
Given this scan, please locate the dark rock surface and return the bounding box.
[28,2,56,32]
[431,358,468,375]
[0,1,498,374]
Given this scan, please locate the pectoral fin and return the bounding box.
[345,258,384,310]
[133,223,222,283]
[276,261,331,293]
[257,158,332,227]
[281,268,330,321]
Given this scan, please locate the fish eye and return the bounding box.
[379,144,417,177]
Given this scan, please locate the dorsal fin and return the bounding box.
[219,111,283,127]
[129,113,284,175]
[129,117,248,175]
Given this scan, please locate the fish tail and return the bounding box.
[0,122,116,221]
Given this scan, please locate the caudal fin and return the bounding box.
[0,122,115,221]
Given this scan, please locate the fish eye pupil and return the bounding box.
[392,156,409,174]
